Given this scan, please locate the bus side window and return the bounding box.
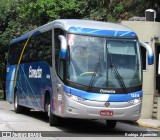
[42,31,52,65]
[13,48,19,64]
[140,45,147,71]
[30,36,38,62]
[27,35,42,62]
[54,28,65,80]
[21,40,29,63]
[8,43,22,64]
[29,46,34,61]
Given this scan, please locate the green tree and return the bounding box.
[78,0,160,22]
[16,0,80,26]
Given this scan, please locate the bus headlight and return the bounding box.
[66,93,85,102]
[128,98,142,104]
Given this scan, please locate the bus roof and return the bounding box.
[11,19,137,44]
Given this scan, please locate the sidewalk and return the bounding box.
[136,119,160,130]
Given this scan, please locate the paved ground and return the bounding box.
[0,101,159,140]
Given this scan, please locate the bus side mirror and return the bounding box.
[140,42,154,65]
[58,35,67,59]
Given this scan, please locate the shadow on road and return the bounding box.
[13,110,126,136]
[11,109,49,123]
[56,119,124,136]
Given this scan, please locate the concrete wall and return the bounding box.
[158,98,160,120]
[121,21,160,119]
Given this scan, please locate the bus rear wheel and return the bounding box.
[14,92,23,113]
[106,120,117,129]
[48,103,60,126]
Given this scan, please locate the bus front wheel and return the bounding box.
[48,103,60,126]
[106,120,117,129]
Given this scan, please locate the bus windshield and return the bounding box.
[67,34,142,90]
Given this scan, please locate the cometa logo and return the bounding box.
[100,89,116,94]
[29,66,42,78]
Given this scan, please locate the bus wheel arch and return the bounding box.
[44,90,61,126]
[44,90,50,113]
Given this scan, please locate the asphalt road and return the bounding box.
[0,101,159,140]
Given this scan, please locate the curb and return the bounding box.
[136,121,160,130]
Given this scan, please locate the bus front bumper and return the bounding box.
[63,94,141,121]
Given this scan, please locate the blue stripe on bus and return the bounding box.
[64,85,142,102]
[60,49,67,59]
[68,27,137,38]
[148,55,154,65]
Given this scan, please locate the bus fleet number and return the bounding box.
[131,94,140,98]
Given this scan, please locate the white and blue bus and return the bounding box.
[6,19,154,128]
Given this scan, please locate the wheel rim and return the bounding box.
[48,104,50,117]
[14,94,17,109]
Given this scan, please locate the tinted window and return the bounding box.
[8,42,23,64]
[42,31,52,65]
[54,28,65,79]
[8,31,52,66]
[140,45,147,70]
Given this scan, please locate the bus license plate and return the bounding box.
[100,110,113,116]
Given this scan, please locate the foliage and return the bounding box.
[0,0,81,47]
[78,0,160,22]
[16,0,80,26]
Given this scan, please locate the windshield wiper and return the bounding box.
[87,61,99,92]
[110,56,127,93]
[106,42,127,93]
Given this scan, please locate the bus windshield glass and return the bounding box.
[67,34,142,90]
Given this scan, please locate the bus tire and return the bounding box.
[14,92,23,113]
[106,120,117,129]
[48,103,60,126]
